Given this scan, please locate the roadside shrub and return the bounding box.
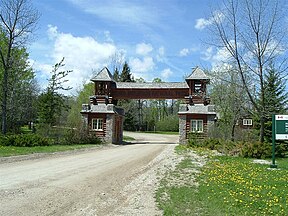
[187,133,283,159]
[276,142,288,158]
[1,134,50,147]
[36,124,68,145]
[0,136,6,146]
[64,128,101,145]
[187,132,203,147]
[188,136,227,152]
[36,124,101,145]
[201,138,222,150]
[240,141,271,159]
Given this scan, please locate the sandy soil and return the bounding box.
[0,132,181,216]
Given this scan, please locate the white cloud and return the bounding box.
[136,43,153,56]
[211,47,231,63]
[104,30,113,43]
[33,25,117,93]
[201,47,213,61]
[195,18,212,30]
[202,46,233,72]
[161,68,173,80]
[130,56,154,76]
[179,48,190,57]
[47,24,58,39]
[29,59,52,79]
[195,11,224,30]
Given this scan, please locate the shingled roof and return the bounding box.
[186,67,209,80]
[116,82,188,89]
[91,67,115,82]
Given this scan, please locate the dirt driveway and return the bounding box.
[0,132,180,216]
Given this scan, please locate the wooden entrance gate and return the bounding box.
[81,67,217,144]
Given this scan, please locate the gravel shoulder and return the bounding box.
[0,132,182,216]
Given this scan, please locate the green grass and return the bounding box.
[0,144,98,157]
[123,135,135,141]
[156,148,288,216]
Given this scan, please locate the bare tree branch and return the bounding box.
[0,0,39,134]
[208,0,287,142]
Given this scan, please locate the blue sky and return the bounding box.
[28,0,287,94]
[29,0,223,93]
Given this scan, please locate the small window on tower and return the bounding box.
[194,82,202,94]
[98,83,104,95]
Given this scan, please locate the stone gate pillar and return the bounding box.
[179,112,187,144]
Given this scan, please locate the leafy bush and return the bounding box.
[187,134,286,159]
[240,141,271,159]
[187,132,204,147]
[36,124,68,145]
[276,142,288,158]
[156,115,179,132]
[202,138,221,150]
[1,134,50,147]
[188,134,225,151]
[36,124,101,145]
[0,136,6,146]
[64,128,101,145]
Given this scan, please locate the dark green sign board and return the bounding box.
[271,115,288,168]
[275,115,288,140]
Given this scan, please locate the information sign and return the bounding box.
[275,115,288,140]
[271,115,288,168]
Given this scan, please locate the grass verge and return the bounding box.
[123,135,135,141]
[0,144,98,157]
[156,147,288,215]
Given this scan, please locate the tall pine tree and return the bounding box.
[262,65,288,141]
[38,58,72,126]
[120,62,134,82]
[113,67,120,82]
[118,62,137,130]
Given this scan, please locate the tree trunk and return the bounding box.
[260,116,265,143]
[1,67,8,134]
[231,122,236,142]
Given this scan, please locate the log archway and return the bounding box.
[81,67,217,143]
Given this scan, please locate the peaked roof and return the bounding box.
[186,67,209,80]
[91,67,115,82]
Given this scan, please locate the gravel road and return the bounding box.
[0,132,180,216]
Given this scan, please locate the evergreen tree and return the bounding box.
[113,67,120,82]
[117,62,137,130]
[120,62,134,82]
[262,65,288,141]
[38,58,72,126]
